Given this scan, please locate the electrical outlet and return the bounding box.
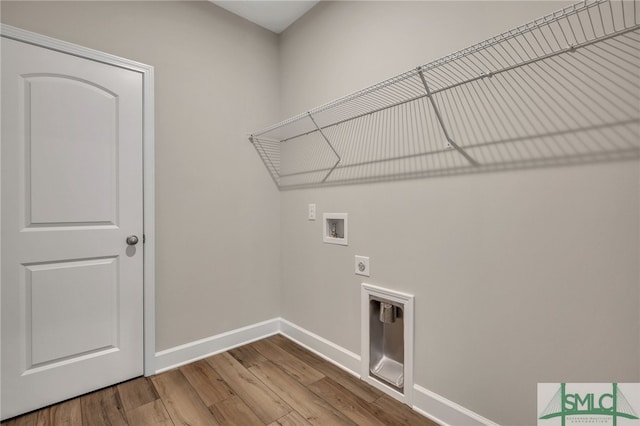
[308,203,316,220]
[355,255,370,277]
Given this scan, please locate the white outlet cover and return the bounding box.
[355,255,370,276]
[308,203,316,220]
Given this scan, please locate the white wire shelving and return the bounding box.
[249,0,640,190]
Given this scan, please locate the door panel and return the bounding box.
[27,257,118,366]
[1,37,144,420]
[27,75,118,226]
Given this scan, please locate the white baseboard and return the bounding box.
[154,318,280,373]
[279,318,361,376]
[153,318,499,425]
[412,384,500,426]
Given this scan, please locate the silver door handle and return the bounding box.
[126,235,139,246]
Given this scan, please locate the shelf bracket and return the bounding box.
[308,112,341,183]
[249,134,282,187]
[418,68,479,167]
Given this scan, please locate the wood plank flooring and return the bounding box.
[2,334,437,426]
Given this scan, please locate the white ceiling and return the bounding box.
[210,1,319,34]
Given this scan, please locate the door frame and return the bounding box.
[0,24,156,376]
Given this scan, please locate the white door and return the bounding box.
[1,37,144,420]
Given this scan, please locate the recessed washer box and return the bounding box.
[361,283,414,405]
[323,213,348,245]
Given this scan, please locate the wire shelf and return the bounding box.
[250,0,640,189]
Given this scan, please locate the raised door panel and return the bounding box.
[26,76,118,226]
[27,258,118,367]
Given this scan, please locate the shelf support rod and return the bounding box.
[308,112,341,183]
[418,68,479,167]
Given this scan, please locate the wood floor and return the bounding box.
[2,334,437,426]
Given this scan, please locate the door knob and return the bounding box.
[126,235,139,246]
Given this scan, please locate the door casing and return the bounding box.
[0,24,156,377]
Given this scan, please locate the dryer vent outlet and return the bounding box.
[361,283,414,405]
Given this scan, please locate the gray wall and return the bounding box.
[0,1,282,351]
[279,2,640,425]
[2,1,639,425]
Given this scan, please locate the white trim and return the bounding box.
[0,24,156,375]
[152,317,498,425]
[154,318,280,373]
[154,318,362,376]
[361,282,414,302]
[279,318,361,375]
[361,283,414,405]
[412,384,500,426]
[0,25,153,74]
[141,51,156,378]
